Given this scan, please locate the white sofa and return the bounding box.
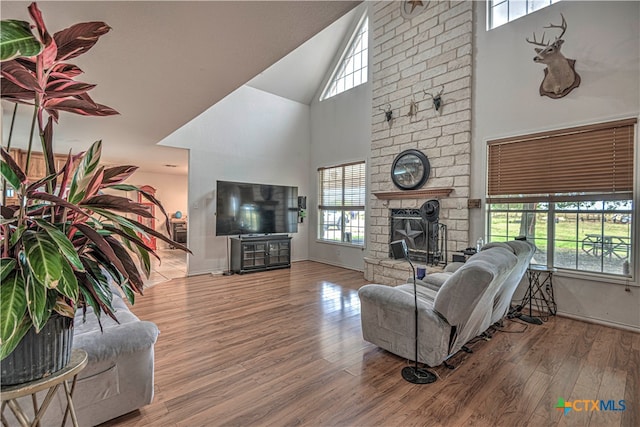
[359,241,535,367]
[8,292,159,426]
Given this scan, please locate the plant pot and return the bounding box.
[1,314,74,386]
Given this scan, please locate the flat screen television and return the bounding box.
[216,180,298,236]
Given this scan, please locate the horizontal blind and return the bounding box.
[319,161,365,209]
[487,118,636,197]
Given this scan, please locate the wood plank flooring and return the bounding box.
[101,261,639,427]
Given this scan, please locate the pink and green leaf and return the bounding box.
[1,79,36,101]
[101,166,138,186]
[28,2,56,68]
[53,21,111,61]
[0,60,39,91]
[68,140,102,204]
[43,98,118,117]
[27,191,89,219]
[45,79,96,98]
[75,223,127,275]
[49,63,83,79]
[81,194,153,217]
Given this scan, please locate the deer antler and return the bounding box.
[526,31,548,47]
[544,13,567,40]
[423,86,444,99]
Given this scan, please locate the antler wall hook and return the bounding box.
[379,104,394,123]
[423,87,444,113]
[407,98,419,118]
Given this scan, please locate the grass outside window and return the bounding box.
[488,200,632,276]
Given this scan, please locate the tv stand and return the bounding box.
[230,235,292,274]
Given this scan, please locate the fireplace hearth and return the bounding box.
[389,209,447,266]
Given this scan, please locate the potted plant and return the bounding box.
[0,2,189,385]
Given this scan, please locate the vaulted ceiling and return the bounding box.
[1,1,360,175]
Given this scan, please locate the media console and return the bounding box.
[230,235,292,274]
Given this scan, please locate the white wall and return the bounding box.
[308,4,372,272]
[160,85,311,275]
[309,82,372,271]
[473,1,640,330]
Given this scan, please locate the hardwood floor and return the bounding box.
[102,261,639,427]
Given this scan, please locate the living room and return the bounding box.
[156,0,639,331]
[1,1,638,426]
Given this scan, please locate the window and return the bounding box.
[321,15,368,100]
[487,118,636,277]
[318,162,366,245]
[488,0,562,30]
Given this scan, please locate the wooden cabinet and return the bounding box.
[170,220,187,246]
[2,149,76,206]
[230,235,291,274]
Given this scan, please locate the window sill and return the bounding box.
[553,268,637,287]
[315,239,365,249]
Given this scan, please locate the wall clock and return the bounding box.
[391,149,430,190]
[400,0,429,19]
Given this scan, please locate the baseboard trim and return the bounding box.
[556,311,640,333]
[307,257,364,272]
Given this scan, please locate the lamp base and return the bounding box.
[222,271,234,276]
[401,366,437,384]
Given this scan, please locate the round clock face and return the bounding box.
[391,149,430,190]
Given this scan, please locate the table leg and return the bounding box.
[5,400,30,427]
[31,394,39,427]
[62,378,80,427]
[31,384,60,426]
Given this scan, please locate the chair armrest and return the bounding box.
[358,284,448,330]
[73,321,159,364]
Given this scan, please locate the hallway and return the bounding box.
[144,249,187,288]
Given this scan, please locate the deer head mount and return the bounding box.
[526,14,581,99]
[379,104,394,124]
[423,87,444,113]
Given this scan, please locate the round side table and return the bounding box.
[1,348,88,427]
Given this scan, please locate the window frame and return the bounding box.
[317,161,366,247]
[320,12,369,101]
[488,0,561,30]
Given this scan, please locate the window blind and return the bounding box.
[318,161,365,209]
[487,118,636,199]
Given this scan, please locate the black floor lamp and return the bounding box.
[390,240,437,384]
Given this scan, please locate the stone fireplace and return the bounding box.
[364,1,473,285]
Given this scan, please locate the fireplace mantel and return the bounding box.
[373,188,453,200]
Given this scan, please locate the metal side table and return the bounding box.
[1,348,88,427]
[520,264,557,324]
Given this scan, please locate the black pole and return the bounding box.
[401,251,436,384]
